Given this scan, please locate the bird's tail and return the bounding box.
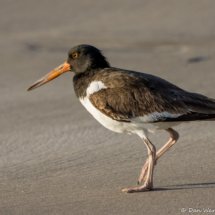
[165,91,215,122]
[204,118,215,121]
[180,91,215,121]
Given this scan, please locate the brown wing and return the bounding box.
[89,69,215,122]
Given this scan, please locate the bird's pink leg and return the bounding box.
[122,138,156,193]
[137,128,179,184]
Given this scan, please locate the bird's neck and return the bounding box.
[73,68,102,98]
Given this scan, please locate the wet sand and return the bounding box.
[0,1,215,214]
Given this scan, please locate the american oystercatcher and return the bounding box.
[27,44,215,193]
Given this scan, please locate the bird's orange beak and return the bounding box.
[27,61,71,91]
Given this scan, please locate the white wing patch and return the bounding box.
[131,111,182,123]
[86,81,107,97]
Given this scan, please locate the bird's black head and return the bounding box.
[27,44,110,91]
[67,44,110,74]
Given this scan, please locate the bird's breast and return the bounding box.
[79,96,127,133]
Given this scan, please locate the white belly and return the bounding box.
[80,97,154,138]
[79,97,185,138]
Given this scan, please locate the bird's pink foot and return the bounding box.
[122,182,153,193]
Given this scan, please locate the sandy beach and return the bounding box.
[0,1,215,214]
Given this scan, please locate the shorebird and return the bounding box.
[27,44,215,193]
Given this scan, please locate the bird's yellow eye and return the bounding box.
[72,52,79,58]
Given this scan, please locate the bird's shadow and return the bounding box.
[153,182,215,191]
